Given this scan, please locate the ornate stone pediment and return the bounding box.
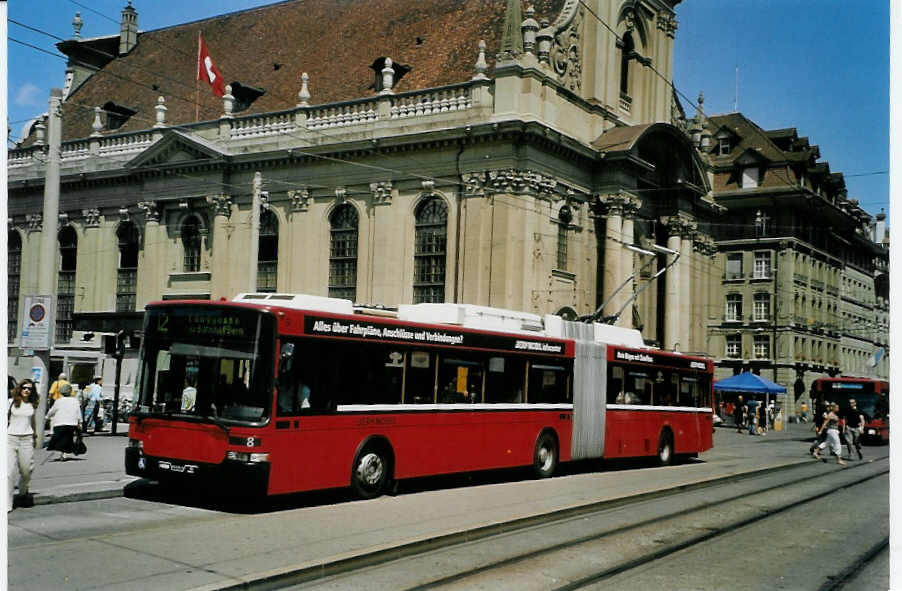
[125,130,230,171]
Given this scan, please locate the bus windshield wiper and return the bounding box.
[202,412,230,436]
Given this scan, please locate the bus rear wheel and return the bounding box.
[533,432,558,478]
[351,446,392,499]
[657,431,674,466]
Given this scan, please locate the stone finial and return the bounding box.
[222,85,235,117]
[498,0,524,59]
[91,106,104,136]
[472,41,489,81]
[379,58,395,95]
[34,120,46,146]
[297,72,310,106]
[521,6,539,54]
[154,96,167,128]
[536,20,553,64]
[72,12,83,39]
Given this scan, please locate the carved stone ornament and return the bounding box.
[208,194,233,218]
[549,1,584,92]
[334,187,347,203]
[288,188,311,212]
[693,234,717,257]
[598,192,640,217]
[657,13,678,38]
[661,214,697,238]
[486,169,559,196]
[420,180,436,196]
[462,172,487,196]
[25,213,42,232]
[137,200,160,223]
[370,181,393,204]
[82,208,102,228]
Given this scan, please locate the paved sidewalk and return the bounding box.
[17,420,815,507]
[17,423,138,506]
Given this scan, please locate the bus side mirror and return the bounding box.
[279,343,295,376]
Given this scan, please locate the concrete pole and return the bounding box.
[34,88,64,447]
[248,172,262,292]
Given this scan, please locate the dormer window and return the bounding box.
[102,101,137,130]
[741,166,759,189]
[370,57,410,92]
[228,82,265,112]
[718,137,731,155]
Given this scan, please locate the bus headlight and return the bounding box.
[226,451,270,463]
[128,439,143,449]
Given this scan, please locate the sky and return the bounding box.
[6,0,891,220]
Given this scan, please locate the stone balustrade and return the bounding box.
[8,146,42,168]
[230,110,297,139]
[390,85,471,119]
[96,132,155,156]
[61,140,91,161]
[307,100,378,129]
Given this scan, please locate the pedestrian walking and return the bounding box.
[757,402,768,435]
[83,376,104,434]
[747,398,759,435]
[842,399,865,460]
[7,379,39,512]
[799,400,809,423]
[733,395,744,432]
[48,373,69,410]
[45,383,82,461]
[809,402,828,454]
[813,403,846,465]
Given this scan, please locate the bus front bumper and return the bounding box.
[126,448,270,496]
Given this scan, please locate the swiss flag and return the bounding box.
[197,34,226,97]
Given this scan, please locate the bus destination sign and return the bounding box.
[612,347,709,371]
[304,315,566,356]
[146,308,260,339]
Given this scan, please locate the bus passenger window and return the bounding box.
[438,358,483,403]
[608,366,624,404]
[405,351,435,404]
[484,357,525,403]
[528,364,570,404]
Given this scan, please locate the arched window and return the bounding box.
[181,216,202,272]
[257,209,279,293]
[329,205,358,300]
[57,226,78,343]
[117,222,139,312]
[556,205,573,270]
[413,197,447,304]
[8,231,22,341]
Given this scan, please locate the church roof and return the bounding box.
[57,0,563,141]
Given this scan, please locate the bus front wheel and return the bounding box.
[351,445,392,499]
[533,432,558,478]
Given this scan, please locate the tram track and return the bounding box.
[262,453,888,591]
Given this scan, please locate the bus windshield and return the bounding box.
[136,306,276,424]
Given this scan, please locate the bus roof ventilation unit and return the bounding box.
[398,303,545,334]
[233,292,354,315]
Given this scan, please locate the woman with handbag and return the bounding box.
[8,379,39,512]
[45,383,82,461]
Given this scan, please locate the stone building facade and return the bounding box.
[689,112,889,410]
[8,0,719,387]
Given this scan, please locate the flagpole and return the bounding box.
[195,31,201,121]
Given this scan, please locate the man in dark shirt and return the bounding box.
[733,396,744,432]
[842,399,865,460]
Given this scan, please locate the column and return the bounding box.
[662,215,693,352]
[136,201,162,309]
[599,193,629,321]
[208,194,233,299]
[680,229,694,352]
[617,197,641,328]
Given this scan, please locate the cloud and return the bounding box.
[15,83,41,106]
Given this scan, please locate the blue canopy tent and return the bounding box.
[713,372,786,395]
[714,373,787,425]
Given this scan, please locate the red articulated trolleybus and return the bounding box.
[810,377,889,444]
[125,293,714,499]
